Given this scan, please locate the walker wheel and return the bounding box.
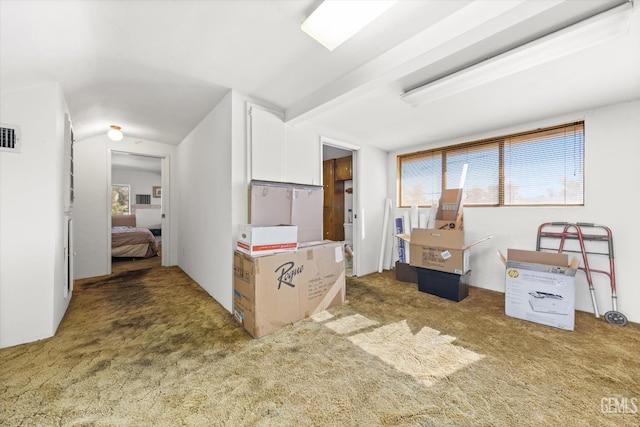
[604,311,628,327]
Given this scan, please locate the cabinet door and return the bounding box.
[333,180,345,241]
[323,207,333,240]
[334,156,352,181]
[249,105,284,181]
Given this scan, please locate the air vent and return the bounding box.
[136,194,151,205]
[1,124,21,153]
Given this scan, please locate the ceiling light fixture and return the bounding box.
[301,0,398,51]
[400,2,633,107]
[108,125,123,141]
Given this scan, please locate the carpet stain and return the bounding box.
[79,268,152,289]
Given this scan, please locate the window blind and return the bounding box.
[397,121,584,207]
[399,151,442,207]
[503,123,584,205]
[445,142,500,205]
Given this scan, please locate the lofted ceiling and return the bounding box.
[1,0,638,152]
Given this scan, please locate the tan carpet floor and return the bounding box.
[1,264,639,426]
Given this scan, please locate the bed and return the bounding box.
[111,214,159,258]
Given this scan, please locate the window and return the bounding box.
[135,194,151,205]
[112,184,130,215]
[398,122,584,207]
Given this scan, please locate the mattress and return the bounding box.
[112,226,158,258]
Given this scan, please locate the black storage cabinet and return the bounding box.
[416,268,470,302]
[395,261,418,284]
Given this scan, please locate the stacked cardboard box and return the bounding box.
[233,241,345,338]
[397,213,490,301]
[395,188,466,285]
[234,180,345,338]
[406,229,488,301]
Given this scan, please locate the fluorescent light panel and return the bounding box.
[401,2,634,107]
[301,0,397,51]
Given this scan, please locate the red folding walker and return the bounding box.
[536,222,627,326]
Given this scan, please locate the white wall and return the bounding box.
[387,99,640,323]
[73,136,178,279]
[112,167,162,227]
[177,90,236,311]
[0,83,70,348]
[177,91,389,314]
[112,167,161,206]
[284,121,388,276]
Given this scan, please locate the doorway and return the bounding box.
[109,151,167,273]
[321,137,360,277]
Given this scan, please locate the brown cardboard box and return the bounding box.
[434,219,464,230]
[291,187,323,243]
[436,188,463,221]
[249,180,324,243]
[248,183,292,228]
[407,229,489,274]
[434,188,464,230]
[233,241,345,338]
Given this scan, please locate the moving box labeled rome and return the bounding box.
[233,241,345,338]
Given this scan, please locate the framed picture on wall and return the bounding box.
[153,186,162,198]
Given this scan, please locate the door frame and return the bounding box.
[107,150,169,272]
[320,136,360,276]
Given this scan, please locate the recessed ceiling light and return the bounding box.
[108,125,123,141]
[301,0,397,51]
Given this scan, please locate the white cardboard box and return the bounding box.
[236,225,298,256]
[505,249,577,331]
